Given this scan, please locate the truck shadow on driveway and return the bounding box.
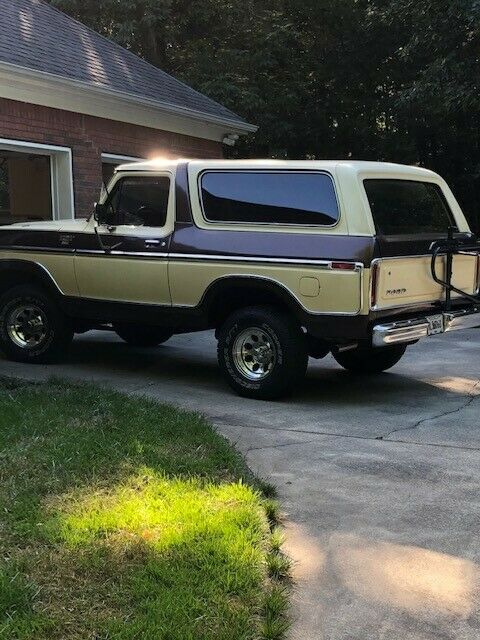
[2,330,477,443]
[41,331,479,444]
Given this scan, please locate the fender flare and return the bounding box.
[200,274,305,318]
[0,259,63,298]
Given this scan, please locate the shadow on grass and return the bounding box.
[0,379,286,640]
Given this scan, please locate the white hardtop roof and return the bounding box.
[116,158,439,179]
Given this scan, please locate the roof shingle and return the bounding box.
[0,0,248,125]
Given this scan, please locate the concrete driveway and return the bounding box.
[1,330,480,639]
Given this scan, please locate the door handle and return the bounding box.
[144,239,167,248]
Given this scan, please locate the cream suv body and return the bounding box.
[0,159,478,398]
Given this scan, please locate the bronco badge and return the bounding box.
[386,288,407,296]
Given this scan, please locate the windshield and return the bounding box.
[364,179,455,235]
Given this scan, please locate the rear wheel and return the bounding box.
[217,306,308,400]
[114,323,173,347]
[0,285,73,363]
[333,343,407,374]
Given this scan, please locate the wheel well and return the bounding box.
[0,264,58,299]
[205,279,302,329]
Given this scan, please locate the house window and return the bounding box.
[0,139,74,223]
[101,153,144,192]
[0,153,52,225]
[102,162,117,188]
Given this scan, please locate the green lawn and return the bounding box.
[0,378,289,640]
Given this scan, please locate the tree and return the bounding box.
[367,0,480,228]
[48,0,480,229]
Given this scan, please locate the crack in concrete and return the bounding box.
[245,440,318,454]
[378,378,480,442]
[213,421,480,453]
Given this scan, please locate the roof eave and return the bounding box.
[0,60,258,135]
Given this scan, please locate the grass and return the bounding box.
[0,378,290,640]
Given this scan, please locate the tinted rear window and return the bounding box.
[200,171,339,226]
[364,179,454,235]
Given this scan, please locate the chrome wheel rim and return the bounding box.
[7,304,48,349]
[232,327,277,381]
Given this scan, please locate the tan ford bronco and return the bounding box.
[0,159,479,399]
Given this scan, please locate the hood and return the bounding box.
[0,219,90,233]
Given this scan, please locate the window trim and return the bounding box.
[363,178,456,236]
[0,137,74,221]
[198,169,341,229]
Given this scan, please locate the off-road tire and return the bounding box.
[217,305,308,400]
[114,323,173,347]
[0,285,73,364]
[333,344,407,374]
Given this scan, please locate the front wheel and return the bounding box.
[333,343,407,374]
[0,285,73,364]
[114,323,173,347]
[217,306,308,400]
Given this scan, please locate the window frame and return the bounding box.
[101,172,173,232]
[0,137,74,221]
[363,178,456,237]
[198,169,341,230]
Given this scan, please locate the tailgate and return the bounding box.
[373,254,478,310]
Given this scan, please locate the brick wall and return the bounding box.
[0,98,223,217]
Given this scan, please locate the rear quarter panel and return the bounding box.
[169,260,365,315]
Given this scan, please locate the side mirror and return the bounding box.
[94,202,109,225]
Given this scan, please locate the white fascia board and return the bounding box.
[0,61,258,142]
[101,152,145,164]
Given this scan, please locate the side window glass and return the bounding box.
[104,181,122,226]
[106,176,170,228]
[200,171,339,226]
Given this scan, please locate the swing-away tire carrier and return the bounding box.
[373,234,480,348]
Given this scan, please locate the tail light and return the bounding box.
[476,254,480,294]
[370,261,379,309]
[331,261,357,271]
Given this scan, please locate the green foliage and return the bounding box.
[47,0,480,229]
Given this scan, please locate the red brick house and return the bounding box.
[0,0,255,223]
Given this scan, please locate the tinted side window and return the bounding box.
[107,176,170,227]
[200,171,339,226]
[364,179,454,235]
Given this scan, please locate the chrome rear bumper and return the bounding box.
[372,306,480,347]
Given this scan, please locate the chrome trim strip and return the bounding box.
[32,261,65,295]
[0,246,363,269]
[170,253,363,270]
[0,245,74,254]
[75,249,169,258]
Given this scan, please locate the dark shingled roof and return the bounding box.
[0,0,249,126]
